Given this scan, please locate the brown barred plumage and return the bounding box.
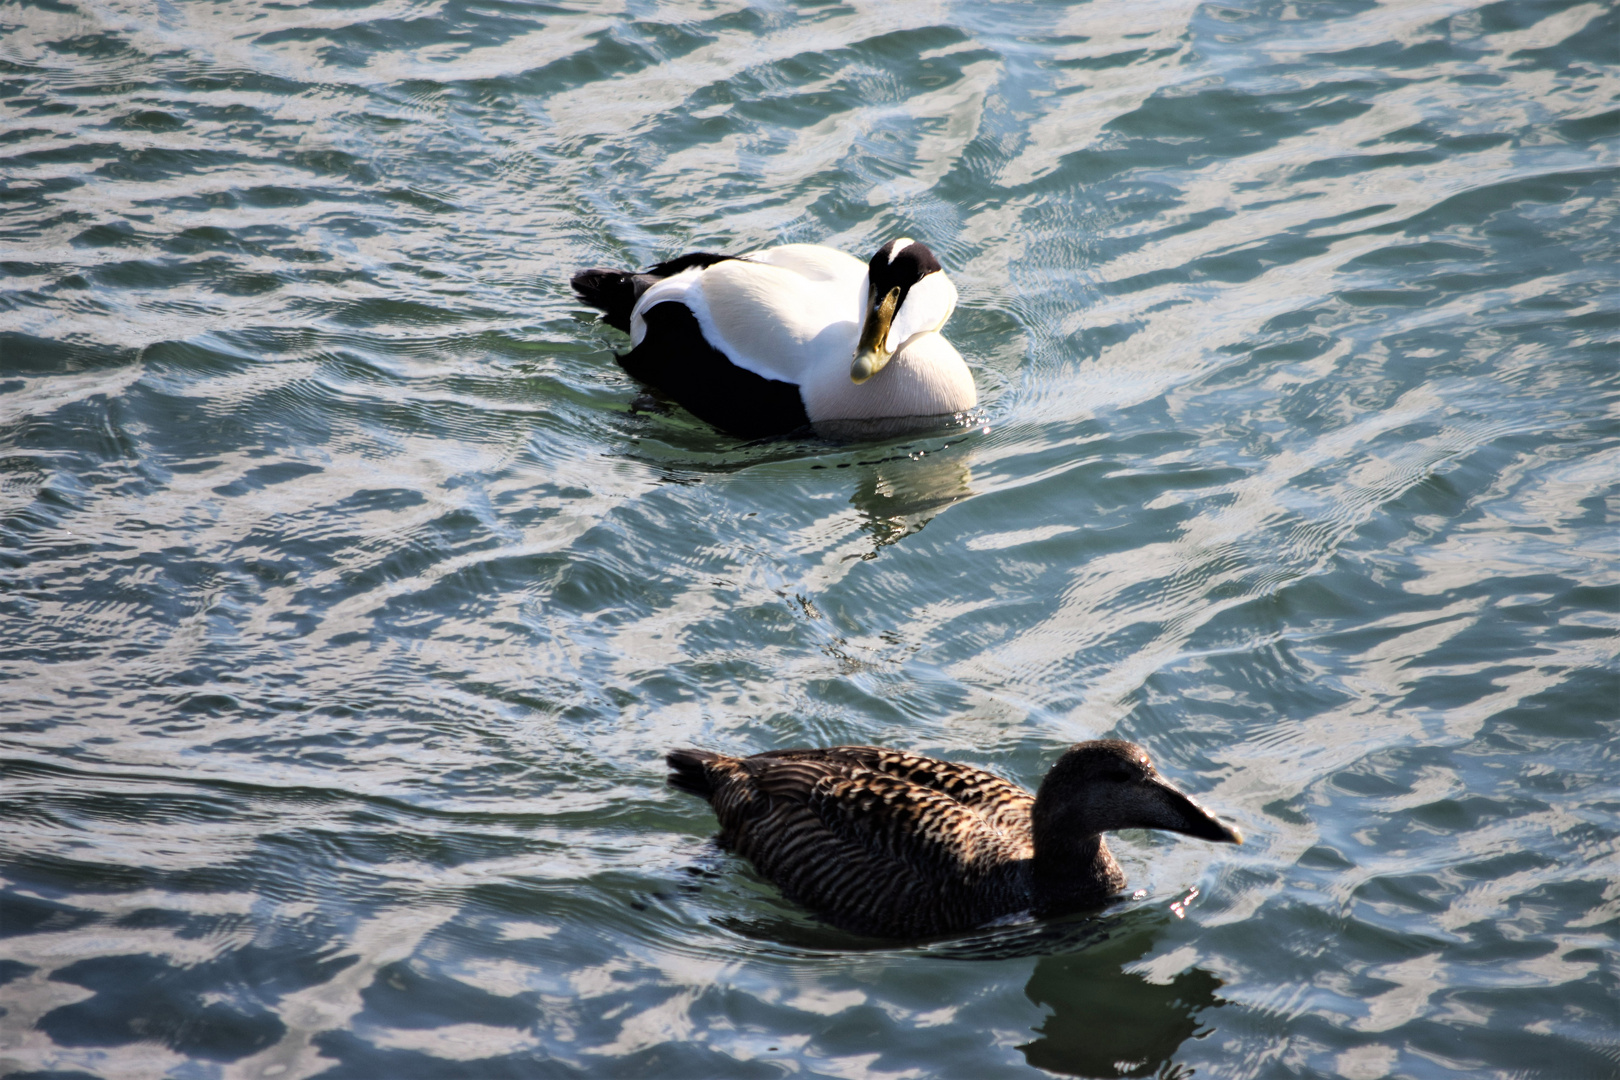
[667,740,1243,939]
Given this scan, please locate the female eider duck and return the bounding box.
[571,240,975,438]
[667,740,1242,939]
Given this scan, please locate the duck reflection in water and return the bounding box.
[709,902,1224,1078]
[1017,909,1224,1079]
[841,436,975,558]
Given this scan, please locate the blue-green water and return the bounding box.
[2,0,1617,1075]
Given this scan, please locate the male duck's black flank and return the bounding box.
[667,740,1243,939]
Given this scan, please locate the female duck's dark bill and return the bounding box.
[1141,777,1244,844]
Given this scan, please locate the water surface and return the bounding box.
[2,0,1617,1076]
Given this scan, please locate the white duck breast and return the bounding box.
[570,239,976,439]
[802,332,974,424]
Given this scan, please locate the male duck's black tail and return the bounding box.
[571,252,737,334]
[570,268,645,334]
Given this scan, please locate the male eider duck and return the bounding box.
[667,740,1242,939]
[571,240,975,438]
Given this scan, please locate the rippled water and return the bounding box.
[3,0,1618,1075]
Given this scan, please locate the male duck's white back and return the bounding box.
[571,240,975,438]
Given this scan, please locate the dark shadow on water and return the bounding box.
[617,409,982,474]
[809,411,982,444]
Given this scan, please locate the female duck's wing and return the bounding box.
[688,750,1031,936]
[760,746,1034,838]
[794,767,1031,879]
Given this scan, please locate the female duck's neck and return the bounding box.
[1032,832,1126,912]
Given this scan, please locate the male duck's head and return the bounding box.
[851,238,958,384]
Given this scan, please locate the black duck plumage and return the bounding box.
[618,302,810,438]
[667,740,1243,939]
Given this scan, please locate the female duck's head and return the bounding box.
[851,238,959,384]
[1032,740,1245,845]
